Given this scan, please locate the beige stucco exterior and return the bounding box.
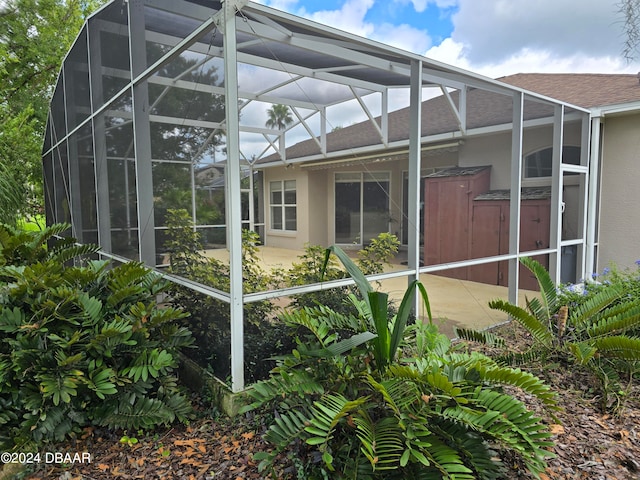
[261,119,587,255]
[598,112,640,271]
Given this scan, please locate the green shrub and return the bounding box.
[285,243,355,315]
[165,209,283,383]
[457,256,640,411]
[165,211,403,384]
[0,224,194,450]
[357,231,400,275]
[287,234,401,315]
[242,247,557,479]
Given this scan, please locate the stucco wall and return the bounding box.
[259,121,586,251]
[262,165,310,250]
[458,123,583,190]
[598,113,640,271]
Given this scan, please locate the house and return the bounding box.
[256,73,640,287]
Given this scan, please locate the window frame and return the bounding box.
[523,145,581,186]
[269,179,297,232]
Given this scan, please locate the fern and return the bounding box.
[570,285,624,328]
[429,422,503,480]
[250,252,555,479]
[49,243,101,264]
[306,393,369,448]
[472,365,558,411]
[254,408,312,472]
[242,368,325,411]
[587,302,640,338]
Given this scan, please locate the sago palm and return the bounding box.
[243,247,557,479]
[457,256,640,408]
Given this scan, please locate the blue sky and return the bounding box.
[257,0,640,78]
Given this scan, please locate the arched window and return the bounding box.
[524,146,580,178]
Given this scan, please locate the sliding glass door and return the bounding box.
[335,172,390,245]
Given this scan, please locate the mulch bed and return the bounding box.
[13,322,640,480]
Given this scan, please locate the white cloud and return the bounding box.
[371,22,432,53]
[441,0,640,74]
[299,0,376,37]
[275,0,433,57]
[392,0,457,12]
[425,38,640,78]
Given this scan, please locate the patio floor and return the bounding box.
[204,246,532,338]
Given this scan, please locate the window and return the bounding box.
[524,146,580,178]
[270,180,296,231]
[335,172,390,244]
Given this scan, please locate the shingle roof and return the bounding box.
[499,73,640,109]
[259,73,640,164]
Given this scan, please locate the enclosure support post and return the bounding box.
[129,0,156,267]
[508,92,523,305]
[222,0,246,393]
[549,105,564,285]
[585,116,601,278]
[408,60,422,312]
[88,22,111,254]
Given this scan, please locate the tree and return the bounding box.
[0,0,104,219]
[619,0,640,61]
[265,103,293,130]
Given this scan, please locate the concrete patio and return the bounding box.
[204,246,535,338]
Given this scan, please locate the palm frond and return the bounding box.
[430,421,504,480]
[489,299,553,347]
[494,348,545,367]
[241,368,324,411]
[586,302,640,337]
[570,284,624,328]
[455,327,506,347]
[474,365,558,410]
[97,397,175,430]
[306,393,369,470]
[367,375,420,415]
[353,414,405,471]
[520,256,558,313]
[443,388,554,476]
[591,336,640,361]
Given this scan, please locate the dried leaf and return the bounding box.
[549,424,565,435]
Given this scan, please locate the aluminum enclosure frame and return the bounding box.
[42,0,593,392]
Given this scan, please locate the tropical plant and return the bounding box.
[284,243,354,315]
[242,246,558,479]
[357,232,400,275]
[286,235,401,314]
[164,209,286,383]
[265,103,294,130]
[0,224,193,450]
[457,256,640,411]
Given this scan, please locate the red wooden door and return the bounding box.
[469,203,501,284]
[518,202,550,290]
[429,179,471,279]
